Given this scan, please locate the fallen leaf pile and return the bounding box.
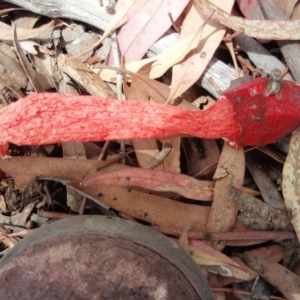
[1,0,300,298]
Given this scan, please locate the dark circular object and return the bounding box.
[0,216,213,299]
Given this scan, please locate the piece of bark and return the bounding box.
[227,186,293,231]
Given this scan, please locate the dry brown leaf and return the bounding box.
[83,167,214,201]
[0,43,27,92]
[160,138,181,173]
[189,239,251,281]
[238,253,300,300]
[62,141,86,212]
[206,144,245,235]
[0,157,252,232]
[195,0,300,40]
[291,1,300,19]
[282,127,300,242]
[124,63,163,170]
[80,185,212,231]
[224,256,258,285]
[0,157,108,189]
[13,24,43,93]
[280,0,298,17]
[0,19,55,41]
[245,245,285,262]
[0,156,213,231]
[178,223,192,253]
[0,195,6,212]
[168,0,234,102]
[29,52,59,90]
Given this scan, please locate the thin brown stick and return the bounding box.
[153,226,296,241]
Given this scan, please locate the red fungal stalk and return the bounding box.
[0,92,240,155]
[0,76,300,155]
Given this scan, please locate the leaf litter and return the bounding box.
[0,0,300,298]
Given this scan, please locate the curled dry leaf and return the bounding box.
[195,0,300,40]
[282,127,300,242]
[82,167,214,201]
[189,239,251,281]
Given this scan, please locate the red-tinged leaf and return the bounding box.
[189,239,251,281]
[0,156,211,231]
[83,167,214,201]
[109,0,189,63]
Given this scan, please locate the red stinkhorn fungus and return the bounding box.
[0,77,300,155]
